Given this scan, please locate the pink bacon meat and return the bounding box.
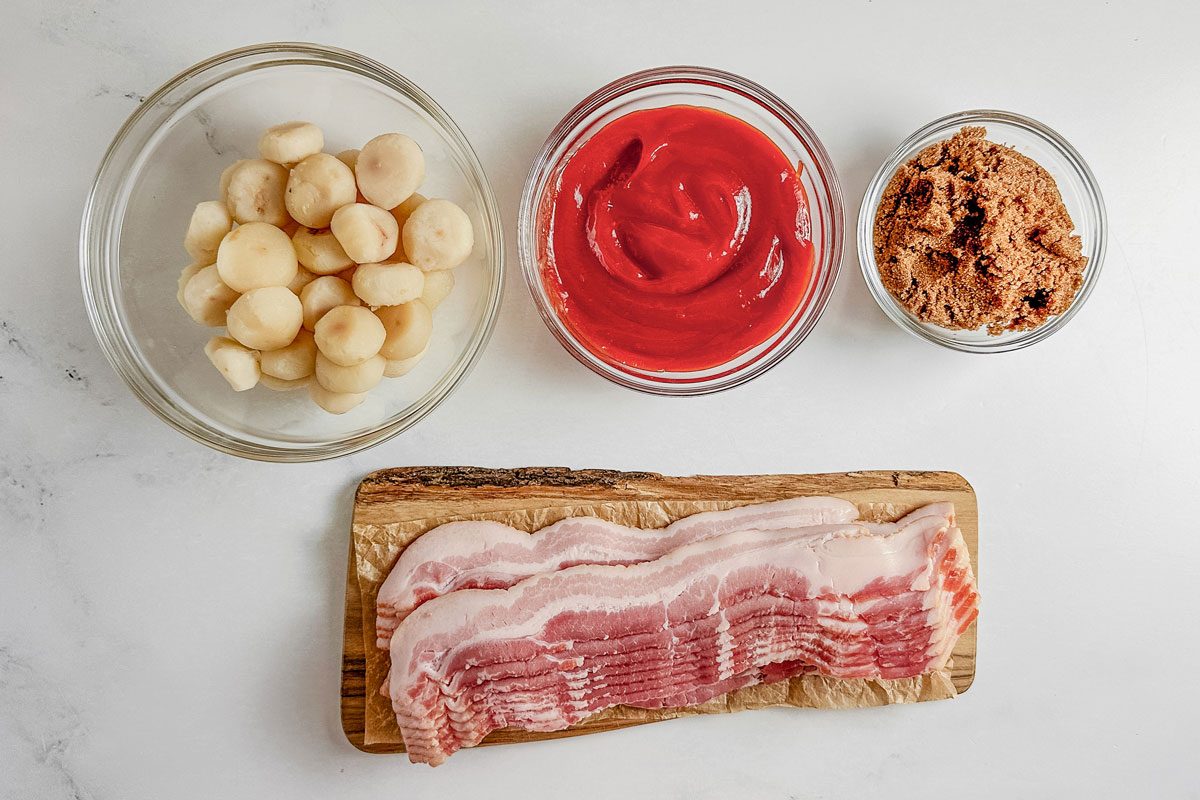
[375,496,859,648]
[388,504,977,765]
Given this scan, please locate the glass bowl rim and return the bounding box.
[79,41,505,461]
[517,64,845,396]
[856,108,1108,354]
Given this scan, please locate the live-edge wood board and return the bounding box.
[342,467,978,754]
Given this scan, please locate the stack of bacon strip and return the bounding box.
[378,499,978,765]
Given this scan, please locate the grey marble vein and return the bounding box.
[0,646,94,800]
[90,85,146,104]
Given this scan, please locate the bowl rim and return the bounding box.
[79,41,504,462]
[856,108,1108,353]
[517,64,844,396]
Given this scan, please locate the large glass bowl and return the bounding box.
[80,43,503,461]
[857,109,1107,353]
[518,66,843,395]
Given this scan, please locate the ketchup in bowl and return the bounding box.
[537,105,814,373]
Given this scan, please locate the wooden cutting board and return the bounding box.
[341,467,979,754]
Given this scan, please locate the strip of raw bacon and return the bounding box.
[388,507,976,764]
[375,496,859,648]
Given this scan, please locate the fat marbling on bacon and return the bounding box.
[375,496,860,648]
[386,503,977,765]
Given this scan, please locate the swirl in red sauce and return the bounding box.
[538,105,814,373]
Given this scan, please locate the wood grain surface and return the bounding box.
[341,467,979,754]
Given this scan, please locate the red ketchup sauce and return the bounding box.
[538,105,814,373]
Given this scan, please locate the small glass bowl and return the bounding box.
[518,66,844,395]
[80,43,503,461]
[857,109,1107,353]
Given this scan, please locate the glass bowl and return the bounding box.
[518,66,843,395]
[857,109,1107,353]
[80,43,503,461]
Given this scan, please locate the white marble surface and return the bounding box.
[3,1,1198,797]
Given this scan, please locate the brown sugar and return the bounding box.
[873,126,1086,334]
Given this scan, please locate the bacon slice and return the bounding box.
[387,505,977,765]
[375,496,859,648]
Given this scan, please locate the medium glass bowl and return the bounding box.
[518,66,844,395]
[80,43,503,461]
[857,109,1107,353]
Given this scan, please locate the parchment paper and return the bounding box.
[354,499,958,747]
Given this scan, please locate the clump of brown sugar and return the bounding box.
[874,126,1086,334]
